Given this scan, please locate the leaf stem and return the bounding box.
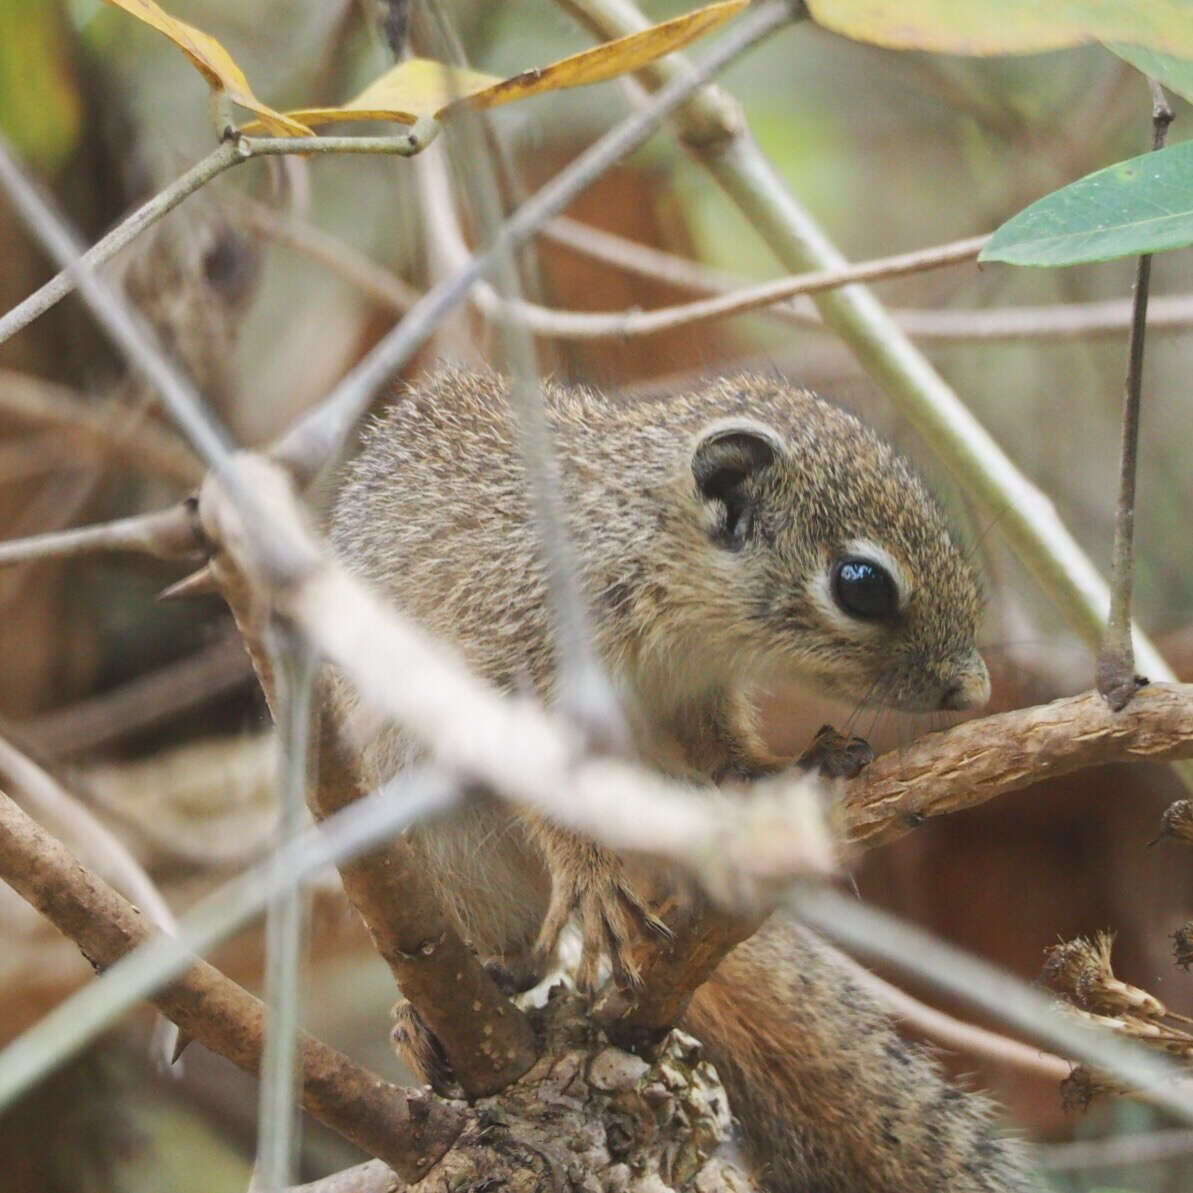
[1097,80,1174,711]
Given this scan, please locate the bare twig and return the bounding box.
[0,765,463,1105]
[1097,81,1175,711]
[0,127,436,353]
[789,884,1193,1124]
[0,142,241,350]
[256,624,317,1191]
[520,234,987,338]
[241,197,1193,344]
[843,684,1193,849]
[0,135,235,475]
[414,134,620,738]
[0,504,200,567]
[0,787,464,1178]
[235,197,422,314]
[420,149,985,340]
[820,938,1072,1084]
[0,728,182,1064]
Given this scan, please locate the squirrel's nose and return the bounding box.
[938,654,991,711]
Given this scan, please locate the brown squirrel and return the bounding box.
[329,367,1038,1192]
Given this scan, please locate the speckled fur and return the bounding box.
[329,368,1036,1191]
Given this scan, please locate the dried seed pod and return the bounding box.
[1152,800,1193,846]
[1043,932,1166,1018]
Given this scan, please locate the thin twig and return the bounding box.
[821,938,1072,1084]
[1035,1127,1193,1171]
[789,884,1193,1124]
[256,624,317,1192]
[271,0,806,484]
[0,504,200,567]
[1097,80,1174,711]
[241,196,1193,344]
[0,728,182,1065]
[0,142,241,350]
[500,234,989,339]
[0,127,436,353]
[0,787,464,1178]
[0,764,462,1107]
[414,136,621,740]
[236,197,422,313]
[0,136,236,477]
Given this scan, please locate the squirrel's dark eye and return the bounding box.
[831,556,898,622]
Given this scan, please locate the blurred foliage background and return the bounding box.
[1,1,1193,1189]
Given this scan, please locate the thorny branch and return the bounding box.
[0,787,464,1180]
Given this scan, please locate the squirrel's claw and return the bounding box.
[533,838,671,995]
[797,724,874,780]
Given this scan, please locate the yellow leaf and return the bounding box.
[467,0,749,107]
[102,0,312,136]
[283,59,503,129]
[270,0,748,131]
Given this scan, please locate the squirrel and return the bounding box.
[328,367,1038,1192]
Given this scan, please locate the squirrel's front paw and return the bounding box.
[533,839,671,994]
[797,723,874,779]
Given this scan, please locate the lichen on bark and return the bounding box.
[409,985,759,1192]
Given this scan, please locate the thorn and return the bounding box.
[158,564,217,601]
[171,1030,194,1065]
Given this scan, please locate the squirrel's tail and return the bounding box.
[681,915,1040,1192]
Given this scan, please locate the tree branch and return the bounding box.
[0,786,463,1179]
[844,684,1193,849]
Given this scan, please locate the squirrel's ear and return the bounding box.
[691,421,784,547]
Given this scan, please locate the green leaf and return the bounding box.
[1109,42,1193,105]
[980,139,1193,266]
[808,0,1193,57]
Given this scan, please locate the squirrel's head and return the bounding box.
[676,386,988,713]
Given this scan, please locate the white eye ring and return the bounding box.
[809,539,911,632]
